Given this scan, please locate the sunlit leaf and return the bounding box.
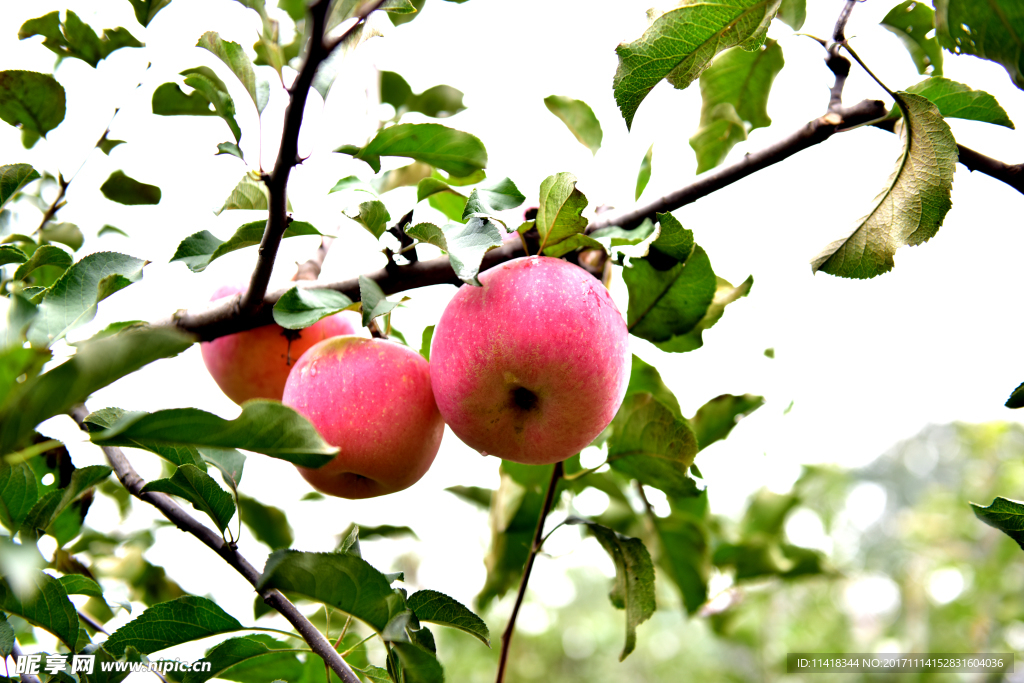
[197,31,268,114]
[142,464,236,532]
[408,590,489,646]
[237,495,293,550]
[535,172,588,253]
[544,95,603,154]
[128,0,173,27]
[0,71,66,141]
[935,0,1024,89]
[654,275,752,353]
[19,11,142,68]
[347,200,391,239]
[13,245,72,282]
[776,0,805,29]
[905,77,1014,127]
[0,571,78,649]
[635,145,653,200]
[272,287,353,330]
[882,0,943,76]
[338,123,487,176]
[171,220,321,273]
[690,393,764,451]
[182,635,304,683]
[103,596,244,656]
[972,497,1024,549]
[624,245,717,344]
[0,164,39,209]
[359,275,399,325]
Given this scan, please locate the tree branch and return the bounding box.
[292,236,335,282]
[240,0,389,315]
[68,406,362,683]
[11,641,41,683]
[34,174,68,235]
[955,145,1024,195]
[495,461,563,683]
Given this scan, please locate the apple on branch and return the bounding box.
[430,256,630,465]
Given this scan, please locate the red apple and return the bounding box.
[429,255,630,465]
[200,284,361,405]
[282,336,444,498]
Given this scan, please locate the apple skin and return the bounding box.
[200,284,361,405]
[429,255,630,465]
[282,336,444,498]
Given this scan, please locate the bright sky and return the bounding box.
[3,0,1024,669]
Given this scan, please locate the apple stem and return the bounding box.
[495,460,564,683]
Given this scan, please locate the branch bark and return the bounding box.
[68,406,362,683]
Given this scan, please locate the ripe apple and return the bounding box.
[282,336,444,498]
[429,255,630,465]
[200,284,361,405]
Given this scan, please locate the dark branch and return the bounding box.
[955,145,1024,195]
[68,406,362,683]
[495,461,563,683]
[240,0,389,315]
[35,174,69,235]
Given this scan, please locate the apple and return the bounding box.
[429,255,630,465]
[282,336,444,498]
[200,284,361,405]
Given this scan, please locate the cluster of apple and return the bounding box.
[201,257,631,499]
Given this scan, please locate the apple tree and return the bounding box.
[1,0,1023,681]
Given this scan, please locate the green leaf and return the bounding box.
[935,0,1024,89]
[690,40,784,172]
[607,393,700,499]
[197,32,268,114]
[419,325,434,361]
[272,287,353,330]
[406,221,446,249]
[613,0,781,128]
[98,137,126,155]
[445,485,490,509]
[0,612,13,659]
[0,244,28,266]
[40,222,84,251]
[441,217,504,286]
[0,71,66,140]
[535,172,588,253]
[776,0,805,29]
[690,393,764,451]
[26,252,146,347]
[216,142,244,159]
[0,295,39,353]
[655,498,710,614]
[339,123,487,176]
[128,0,173,27]
[88,401,337,469]
[19,11,142,68]
[591,218,657,248]
[328,175,377,197]
[348,200,391,239]
[152,80,218,115]
[238,495,293,550]
[390,642,444,683]
[21,465,111,538]
[462,178,525,218]
[653,275,752,353]
[565,520,655,660]
[1006,381,1024,408]
[540,233,604,258]
[201,447,245,490]
[258,551,405,633]
[98,225,129,238]
[882,0,944,76]
[171,220,321,273]
[100,171,161,205]
[217,173,270,214]
[58,575,103,597]
[649,212,694,262]
[357,524,418,541]
[407,590,489,646]
[635,145,653,200]
[382,71,466,119]
[905,77,1015,128]
[183,635,304,683]
[972,497,1024,549]
[624,247,717,344]
[625,355,682,419]
[359,275,399,325]
[0,461,39,533]
[142,464,236,532]
[103,596,244,656]
[354,664,392,683]
[13,245,72,281]
[372,162,433,195]
[429,190,469,223]
[543,95,603,154]
[0,164,39,209]
[811,93,957,278]
[154,67,243,143]
[84,407,208,471]
[0,571,78,649]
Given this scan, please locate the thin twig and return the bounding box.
[68,405,362,683]
[34,174,68,235]
[11,642,41,683]
[495,461,563,683]
[293,236,336,281]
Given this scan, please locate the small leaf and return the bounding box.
[171,220,322,273]
[0,328,192,456]
[359,275,399,325]
[973,497,1024,549]
[635,145,653,200]
[339,123,487,176]
[625,355,682,419]
[882,0,944,76]
[655,499,710,614]
[0,571,79,649]
[26,252,146,347]
[156,66,242,143]
[348,200,391,239]
[1006,381,1024,408]
[0,460,40,533]
[142,464,236,532]
[905,77,1014,128]
[690,393,764,450]
[624,246,717,344]
[0,244,28,266]
[217,173,268,214]
[654,275,752,353]
[406,222,447,251]
[565,519,655,660]
[0,612,13,659]
[182,635,303,683]
[0,71,66,140]
[649,212,694,262]
[408,590,489,646]
[536,172,588,253]
[197,31,268,114]
[85,407,207,473]
[811,93,957,278]
[128,0,174,28]
[272,287,353,330]
[58,575,103,597]
[613,0,780,128]
[419,325,434,361]
[463,178,525,218]
[19,11,142,68]
[0,164,40,209]
[390,642,444,683]
[541,234,605,258]
[544,95,603,154]
[373,162,433,194]
[98,137,126,155]
[103,596,244,656]
[935,0,1023,89]
[441,217,503,286]
[100,170,161,205]
[607,393,700,499]
[328,175,377,197]
[21,465,111,538]
[776,0,806,29]
[88,401,337,469]
[200,447,244,489]
[258,551,405,633]
[98,225,128,238]
[216,141,244,159]
[40,222,84,251]
[237,495,293,550]
[590,218,657,248]
[382,71,466,118]
[13,245,72,281]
